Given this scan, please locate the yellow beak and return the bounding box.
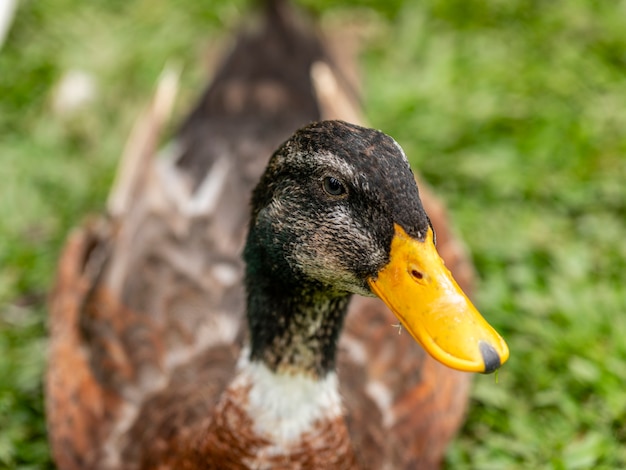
[368,224,509,373]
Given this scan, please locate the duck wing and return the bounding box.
[46,2,329,468]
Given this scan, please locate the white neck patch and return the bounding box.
[233,354,343,445]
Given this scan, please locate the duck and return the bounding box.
[45,1,508,469]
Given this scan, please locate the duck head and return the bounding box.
[244,120,508,375]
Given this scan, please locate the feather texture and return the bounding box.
[47,1,475,468]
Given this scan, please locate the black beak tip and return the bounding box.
[479,341,502,374]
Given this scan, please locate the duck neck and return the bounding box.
[246,278,351,378]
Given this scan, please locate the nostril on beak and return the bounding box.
[409,266,424,281]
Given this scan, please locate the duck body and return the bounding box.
[46,1,506,469]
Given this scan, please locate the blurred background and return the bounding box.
[1,0,626,468]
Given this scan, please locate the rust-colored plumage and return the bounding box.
[46,1,475,468]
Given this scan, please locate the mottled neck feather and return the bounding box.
[246,278,351,378]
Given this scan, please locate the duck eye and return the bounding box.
[322,176,347,197]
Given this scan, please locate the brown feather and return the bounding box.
[46,1,475,469]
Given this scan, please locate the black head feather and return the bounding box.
[244,120,432,376]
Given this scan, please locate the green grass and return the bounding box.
[1,0,625,468]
